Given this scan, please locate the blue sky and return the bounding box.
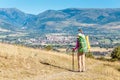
[0,0,119,14]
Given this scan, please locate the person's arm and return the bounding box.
[73,39,79,51]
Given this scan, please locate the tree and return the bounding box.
[111,46,120,60]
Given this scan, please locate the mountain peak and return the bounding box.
[1,8,120,31]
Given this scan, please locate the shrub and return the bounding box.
[97,56,106,61]
[111,46,120,60]
[44,45,53,51]
[85,52,94,58]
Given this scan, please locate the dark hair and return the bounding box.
[78,29,83,34]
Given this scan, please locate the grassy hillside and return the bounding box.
[0,43,120,80]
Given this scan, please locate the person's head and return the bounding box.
[78,29,83,34]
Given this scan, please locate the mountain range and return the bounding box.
[0,8,120,32]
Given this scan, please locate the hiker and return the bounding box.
[73,29,88,72]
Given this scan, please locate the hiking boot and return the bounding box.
[78,70,82,72]
[82,69,86,72]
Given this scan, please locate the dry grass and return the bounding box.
[0,43,120,80]
[90,47,113,52]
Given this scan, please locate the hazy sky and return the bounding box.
[0,0,119,14]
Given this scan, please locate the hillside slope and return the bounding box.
[0,43,120,80]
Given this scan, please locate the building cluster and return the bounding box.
[24,33,76,46]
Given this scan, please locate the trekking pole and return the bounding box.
[72,49,74,71]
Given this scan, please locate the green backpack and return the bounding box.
[78,34,88,53]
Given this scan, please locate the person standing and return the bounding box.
[73,29,88,72]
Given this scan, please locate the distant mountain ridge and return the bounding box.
[0,8,120,31]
